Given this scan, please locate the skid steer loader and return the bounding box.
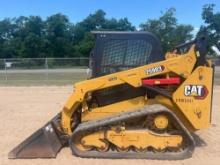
[9,31,214,160]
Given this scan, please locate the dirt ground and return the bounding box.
[0,86,220,165]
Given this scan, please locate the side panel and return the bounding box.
[81,96,147,122]
[173,66,213,129]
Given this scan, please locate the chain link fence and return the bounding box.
[0,58,89,86]
[1,57,220,86]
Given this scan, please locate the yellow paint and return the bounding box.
[81,96,147,122]
[77,128,182,152]
[147,95,195,131]
[173,66,213,129]
[79,131,108,151]
[106,129,182,150]
[154,115,169,130]
[60,45,212,135]
[155,80,160,84]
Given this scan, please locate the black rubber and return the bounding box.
[69,104,195,160]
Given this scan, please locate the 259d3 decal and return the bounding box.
[145,65,165,75]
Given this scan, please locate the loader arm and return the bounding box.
[61,45,197,135]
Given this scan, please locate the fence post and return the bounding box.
[4,59,8,82]
[45,58,48,83]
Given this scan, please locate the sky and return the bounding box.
[0,0,219,32]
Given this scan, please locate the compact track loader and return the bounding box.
[9,31,214,160]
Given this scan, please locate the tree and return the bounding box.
[0,10,136,58]
[73,10,135,56]
[103,18,135,31]
[0,16,46,58]
[73,10,106,44]
[0,9,197,58]
[140,8,194,53]
[44,13,74,57]
[16,16,45,58]
[197,4,220,55]
[0,18,17,58]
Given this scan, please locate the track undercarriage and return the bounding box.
[70,104,195,159]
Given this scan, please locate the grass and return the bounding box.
[214,77,220,85]
[0,67,220,86]
[214,66,220,85]
[0,69,87,86]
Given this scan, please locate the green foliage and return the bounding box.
[44,14,74,57]
[1,6,216,58]
[0,10,135,58]
[140,8,194,53]
[197,4,220,55]
[72,10,135,56]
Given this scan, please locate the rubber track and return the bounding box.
[69,104,195,160]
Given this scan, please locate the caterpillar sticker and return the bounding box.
[145,65,165,75]
[184,85,208,99]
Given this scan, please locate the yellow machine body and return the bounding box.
[61,46,213,135]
